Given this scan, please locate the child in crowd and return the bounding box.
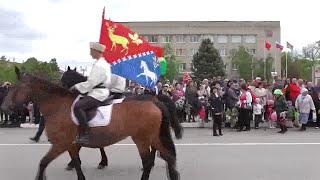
[266,100,275,128]
[253,98,263,129]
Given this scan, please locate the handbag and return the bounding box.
[313,111,317,122]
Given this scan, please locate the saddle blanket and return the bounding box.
[71,95,124,127]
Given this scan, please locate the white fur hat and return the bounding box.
[89,42,106,52]
[301,88,308,94]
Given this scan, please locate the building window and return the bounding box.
[162,35,172,43]
[202,35,214,43]
[190,35,200,43]
[176,35,185,43]
[231,35,242,43]
[250,49,256,54]
[176,49,184,56]
[190,49,197,56]
[217,35,228,44]
[179,63,187,71]
[219,49,226,57]
[232,63,238,70]
[245,35,256,44]
[230,49,237,55]
[149,35,158,43]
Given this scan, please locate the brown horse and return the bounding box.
[61,67,183,170]
[1,67,180,180]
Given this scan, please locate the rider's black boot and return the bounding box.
[75,127,90,145]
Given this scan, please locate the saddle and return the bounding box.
[82,95,115,121]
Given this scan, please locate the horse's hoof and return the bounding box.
[78,175,86,180]
[97,164,106,169]
[35,174,47,180]
[65,166,74,171]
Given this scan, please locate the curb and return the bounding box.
[20,123,39,128]
[181,122,213,128]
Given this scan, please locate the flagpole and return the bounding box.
[285,51,288,78]
[102,6,105,18]
[274,48,277,74]
[264,44,266,80]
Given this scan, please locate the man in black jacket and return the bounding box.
[210,87,224,136]
[0,82,10,124]
[29,104,45,143]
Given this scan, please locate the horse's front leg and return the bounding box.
[68,145,86,180]
[35,145,67,180]
[97,147,108,169]
[66,146,81,171]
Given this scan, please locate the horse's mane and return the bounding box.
[24,74,74,97]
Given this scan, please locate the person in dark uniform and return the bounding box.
[209,87,224,136]
[0,82,10,124]
[29,104,45,142]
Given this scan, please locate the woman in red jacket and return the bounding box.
[289,78,300,104]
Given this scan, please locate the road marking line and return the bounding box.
[1,143,320,146]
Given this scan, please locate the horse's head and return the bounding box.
[1,67,33,114]
[61,66,87,89]
[1,67,70,114]
[140,61,147,70]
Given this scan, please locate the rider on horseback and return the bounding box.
[71,42,111,145]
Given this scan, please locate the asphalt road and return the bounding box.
[1,128,320,180]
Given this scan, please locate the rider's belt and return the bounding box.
[93,84,106,89]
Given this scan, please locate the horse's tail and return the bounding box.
[157,94,183,139]
[153,101,176,158]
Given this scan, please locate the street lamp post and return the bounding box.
[245,48,254,80]
[79,66,87,76]
[251,55,254,81]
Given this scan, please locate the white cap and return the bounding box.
[90,42,106,52]
[301,88,308,94]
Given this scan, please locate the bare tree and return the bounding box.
[303,41,320,60]
[302,41,320,82]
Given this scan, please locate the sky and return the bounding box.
[1,0,320,71]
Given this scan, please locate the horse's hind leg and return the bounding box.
[35,144,67,180]
[66,146,81,171]
[154,131,180,180]
[97,147,108,169]
[140,146,156,171]
[68,145,86,180]
[132,137,154,180]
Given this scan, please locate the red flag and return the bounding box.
[265,41,271,51]
[99,11,162,63]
